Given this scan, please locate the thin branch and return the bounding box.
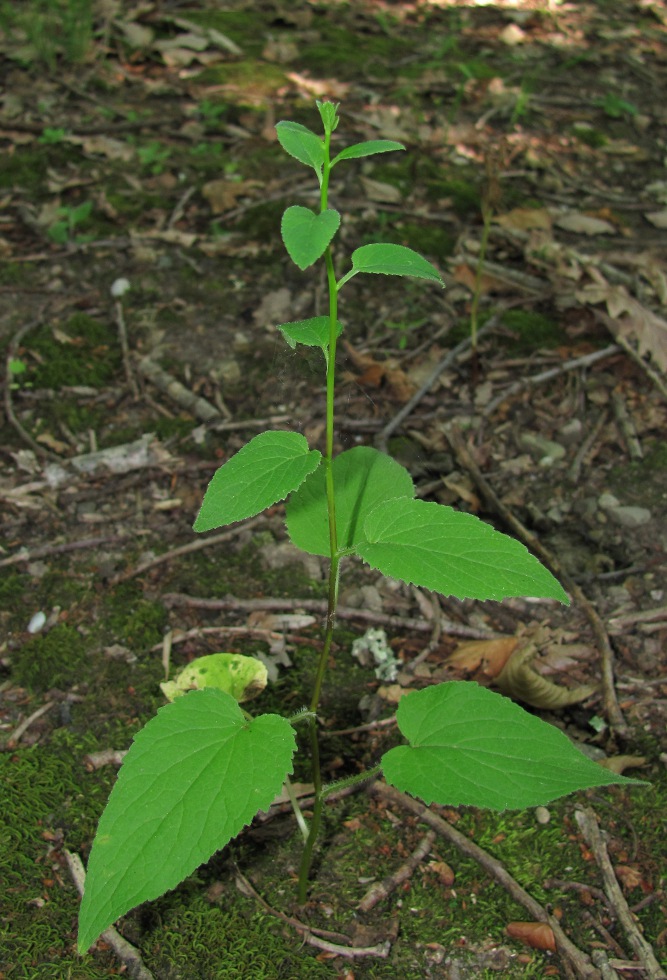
[371,782,601,979]
[0,534,128,569]
[575,808,667,980]
[4,701,54,748]
[64,850,155,980]
[445,424,627,732]
[358,829,436,912]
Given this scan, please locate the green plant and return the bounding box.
[136,141,172,175]
[77,101,640,955]
[595,93,638,120]
[47,200,94,244]
[0,0,93,69]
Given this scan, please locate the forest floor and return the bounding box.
[1,1,666,978]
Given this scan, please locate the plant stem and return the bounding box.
[297,128,343,902]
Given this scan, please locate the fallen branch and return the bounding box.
[574,808,667,980]
[161,592,500,640]
[0,533,127,569]
[64,850,155,980]
[110,514,267,584]
[445,424,627,732]
[234,867,391,959]
[358,829,435,912]
[371,782,601,979]
[137,356,221,422]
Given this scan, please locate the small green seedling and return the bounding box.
[595,93,638,120]
[47,200,93,244]
[77,102,641,956]
[136,140,172,175]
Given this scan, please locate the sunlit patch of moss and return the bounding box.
[500,308,561,352]
[11,624,88,693]
[26,313,121,390]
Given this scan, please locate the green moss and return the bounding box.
[396,221,456,258]
[26,313,121,389]
[500,308,561,351]
[11,624,88,693]
[299,24,405,80]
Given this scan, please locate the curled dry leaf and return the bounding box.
[428,860,455,886]
[506,921,556,952]
[597,754,647,775]
[447,637,519,678]
[494,640,597,710]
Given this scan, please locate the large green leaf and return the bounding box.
[358,497,568,602]
[286,446,414,557]
[193,431,321,533]
[281,206,340,271]
[331,140,405,166]
[78,689,296,953]
[275,121,324,175]
[381,683,641,810]
[338,243,443,288]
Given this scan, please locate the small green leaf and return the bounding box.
[277,316,343,351]
[358,497,568,602]
[160,653,268,703]
[275,121,325,174]
[286,447,414,557]
[340,243,443,287]
[381,683,642,811]
[194,431,321,533]
[316,100,339,133]
[281,206,341,271]
[331,140,405,165]
[78,689,296,953]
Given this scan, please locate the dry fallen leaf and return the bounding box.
[495,639,597,709]
[554,212,616,236]
[597,754,647,775]
[506,921,556,952]
[577,273,667,371]
[495,207,552,232]
[447,637,519,678]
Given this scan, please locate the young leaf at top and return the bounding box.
[286,446,414,557]
[331,140,405,166]
[277,316,343,360]
[275,121,325,177]
[281,206,341,271]
[316,99,339,133]
[381,682,642,811]
[78,689,297,954]
[193,431,321,533]
[357,497,568,603]
[160,653,267,703]
[338,243,443,289]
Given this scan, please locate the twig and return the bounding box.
[110,514,268,584]
[374,316,500,454]
[371,782,601,979]
[575,808,666,980]
[483,344,621,418]
[608,606,667,632]
[64,850,155,980]
[611,391,643,460]
[569,410,609,483]
[4,315,60,460]
[4,701,54,748]
[234,868,391,958]
[137,357,221,422]
[445,424,627,733]
[0,534,127,569]
[161,592,500,640]
[358,829,436,912]
[113,299,139,398]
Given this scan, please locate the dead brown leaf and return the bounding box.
[506,922,556,952]
[447,637,518,678]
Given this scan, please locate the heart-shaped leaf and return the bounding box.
[194,431,321,533]
[281,206,340,271]
[78,689,297,953]
[358,497,568,603]
[286,446,414,557]
[381,683,642,811]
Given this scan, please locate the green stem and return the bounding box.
[297,127,343,903]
